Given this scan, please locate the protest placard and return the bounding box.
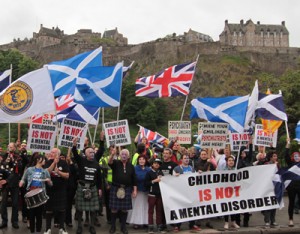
[28,123,57,153]
[229,132,251,152]
[103,119,131,147]
[160,165,278,224]
[58,118,87,150]
[168,121,191,144]
[199,122,228,149]
[254,124,278,147]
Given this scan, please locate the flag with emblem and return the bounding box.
[0,69,11,93]
[47,47,102,96]
[0,68,55,123]
[135,61,196,98]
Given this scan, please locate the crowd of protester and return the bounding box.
[0,131,299,234]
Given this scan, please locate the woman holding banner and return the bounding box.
[19,154,52,234]
[223,156,240,230]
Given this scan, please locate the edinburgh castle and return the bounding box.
[0,20,299,75]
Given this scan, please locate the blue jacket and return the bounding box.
[21,166,52,191]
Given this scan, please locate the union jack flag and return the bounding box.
[135,61,196,98]
[138,125,169,146]
[55,94,76,111]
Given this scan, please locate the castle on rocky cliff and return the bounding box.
[0,20,293,65]
[219,19,289,47]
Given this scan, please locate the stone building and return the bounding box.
[184,29,213,43]
[103,28,128,45]
[219,19,289,47]
[33,24,64,47]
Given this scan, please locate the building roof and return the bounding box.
[103,28,118,38]
[39,26,61,38]
[225,20,289,35]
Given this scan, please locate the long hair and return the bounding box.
[32,154,46,166]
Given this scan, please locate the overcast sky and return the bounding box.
[1,0,299,47]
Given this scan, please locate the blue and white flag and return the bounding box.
[295,121,300,142]
[54,104,99,125]
[273,163,300,208]
[0,69,11,93]
[256,92,287,121]
[47,47,102,96]
[122,61,134,78]
[74,62,123,108]
[190,95,249,133]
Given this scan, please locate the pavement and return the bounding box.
[0,195,299,234]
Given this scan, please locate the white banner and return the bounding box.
[254,124,278,147]
[58,118,87,150]
[168,121,191,144]
[27,123,57,153]
[160,165,279,224]
[199,122,228,149]
[103,119,131,147]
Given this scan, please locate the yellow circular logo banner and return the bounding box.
[0,81,33,115]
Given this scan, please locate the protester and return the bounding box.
[44,148,69,234]
[0,142,25,229]
[144,158,164,234]
[285,140,300,227]
[234,137,253,227]
[168,140,181,164]
[173,154,201,232]
[196,149,215,229]
[127,155,151,229]
[223,156,240,230]
[134,132,152,159]
[65,149,78,228]
[263,151,279,228]
[19,154,52,233]
[72,137,103,234]
[99,145,116,224]
[108,148,137,234]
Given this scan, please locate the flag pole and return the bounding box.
[8,64,12,143]
[285,121,290,141]
[74,108,101,140]
[92,107,101,145]
[180,54,199,121]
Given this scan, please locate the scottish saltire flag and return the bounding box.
[256,92,287,121]
[122,61,134,78]
[190,95,249,133]
[295,121,300,142]
[261,89,283,133]
[55,94,76,111]
[135,61,196,98]
[273,163,300,207]
[53,104,99,125]
[74,62,123,108]
[244,80,258,132]
[138,125,169,146]
[47,47,102,96]
[0,69,11,93]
